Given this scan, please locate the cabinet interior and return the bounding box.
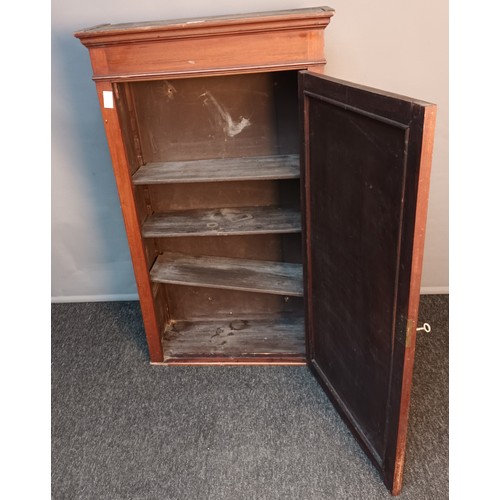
[116,71,305,364]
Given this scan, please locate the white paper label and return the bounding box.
[103,91,114,109]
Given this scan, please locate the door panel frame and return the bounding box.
[299,71,436,495]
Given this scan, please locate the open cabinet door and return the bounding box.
[299,71,436,495]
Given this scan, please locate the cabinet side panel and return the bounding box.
[94,81,163,362]
[134,187,158,270]
[115,83,159,271]
[115,83,144,175]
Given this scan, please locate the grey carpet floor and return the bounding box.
[52,295,448,500]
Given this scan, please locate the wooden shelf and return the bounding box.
[132,154,300,185]
[162,314,305,363]
[150,252,303,296]
[142,206,301,238]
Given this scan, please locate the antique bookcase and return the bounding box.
[75,7,436,495]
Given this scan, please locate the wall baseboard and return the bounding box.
[420,286,449,295]
[51,294,139,303]
[52,287,448,303]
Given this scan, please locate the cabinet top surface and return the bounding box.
[74,6,334,39]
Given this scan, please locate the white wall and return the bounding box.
[51,0,448,301]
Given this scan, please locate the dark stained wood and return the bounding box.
[150,252,303,297]
[132,155,300,184]
[299,71,436,495]
[129,74,293,163]
[156,233,301,263]
[133,187,158,269]
[142,206,301,238]
[273,71,300,154]
[74,8,333,81]
[161,284,303,322]
[146,180,294,212]
[114,82,143,176]
[162,314,305,361]
[151,279,168,338]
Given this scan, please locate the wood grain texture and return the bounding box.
[156,233,301,263]
[75,7,334,38]
[162,314,305,361]
[74,8,333,81]
[150,252,303,296]
[142,206,301,238]
[160,284,303,322]
[94,81,163,362]
[132,155,300,184]
[74,8,331,367]
[130,74,295,163]
[299,71,436,495]
[72,7,439,495]
[147,181,283,212]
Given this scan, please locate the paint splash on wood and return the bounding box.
[200,91,251,137]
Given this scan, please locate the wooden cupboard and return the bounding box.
[75,7,436,495]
